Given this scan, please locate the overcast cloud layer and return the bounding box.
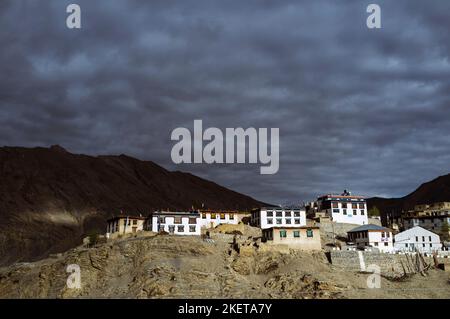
[1,0,450,204]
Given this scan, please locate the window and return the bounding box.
[353,210,357,215]
[177,225,184,232]
[422,236,425,242]
[133,220,138,225]
[429,236,432,242]
[384,243,388,246]
[168,225,175,233]
[285,211,293,217]
[189,226,196,233]
[405,243,408,247]
[386,232,390,238]
[293,231,300,238]
[361,210,365,215]
[415,236,419,242]
[306,229,313,238]
[294,211,301,217]
[332,202,338,208]
[429,243,432,247]
[174,217,182,224]
[276,218,282,224]
[286,218,292,224]
[343,209,347,215]
[189,218,196,224]
[333,209,340,213]
[159,217,166,224]
[202,213,207,219]
[294,219,300,224]
[267,211,273,217]
[352,204,357,209]
[211,213,216,219]
[422,243,426,248]
[220,213,226,220]
[280,230,287,238]
[158,225,164,232]
[374,242,378,246]
[276,211,283,217]
[267,218,273,225]
[341,203,347,209]
[230,213,235,219]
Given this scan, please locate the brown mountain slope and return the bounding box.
[367,173,450,224]
[0,145,267,266]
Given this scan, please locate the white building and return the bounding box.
[199,210,247,228]
[347,224,394,253]
[394,226,442,253]
[146,211,201,235]
[312,191,368,225]
[251,207,306,229]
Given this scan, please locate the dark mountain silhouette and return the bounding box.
[368,173,450,224]
[0,145,268,266]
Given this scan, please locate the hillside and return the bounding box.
[368,173,450,223]
[0,145,267,266]
[1,231,448,299]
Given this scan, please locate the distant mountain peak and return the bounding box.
[49,145,68,153]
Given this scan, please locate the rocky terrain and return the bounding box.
[1,226,449,299]
[0,145,267,266]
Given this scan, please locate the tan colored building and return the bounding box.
[106,215,146,238]
[262,226,322,251]
[402,202,450,235]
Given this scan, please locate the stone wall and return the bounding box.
[328,250,449,277]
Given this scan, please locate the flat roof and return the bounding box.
[347,224,391,233]
[199,210,248,214]
[403,214,449,220]
[152,211,200,216]
[263,226,320,230]
[255,207,305,211]
[318,194,366,200]
[107,215,147,222]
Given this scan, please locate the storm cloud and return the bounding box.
[1,0,450,204]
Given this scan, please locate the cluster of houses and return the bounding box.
[105,190,450,254]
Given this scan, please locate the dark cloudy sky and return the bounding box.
[1,0,450,205]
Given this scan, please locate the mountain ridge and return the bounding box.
[367,173,450,223]
[0,145,268,266]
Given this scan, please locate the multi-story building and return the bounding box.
[106,215,146,238]
[394,226,442,253]
[251,207,306,229]
[262,226,321,251]
[402,202,450,235]
[146,211,201,235]
[199,210,249,228]
[347,224,394,253]
[309,191,368,225]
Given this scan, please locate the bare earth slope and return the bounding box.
[0,232,448,299]
[0,146,267,266]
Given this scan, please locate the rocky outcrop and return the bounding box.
[1,232,450,299]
